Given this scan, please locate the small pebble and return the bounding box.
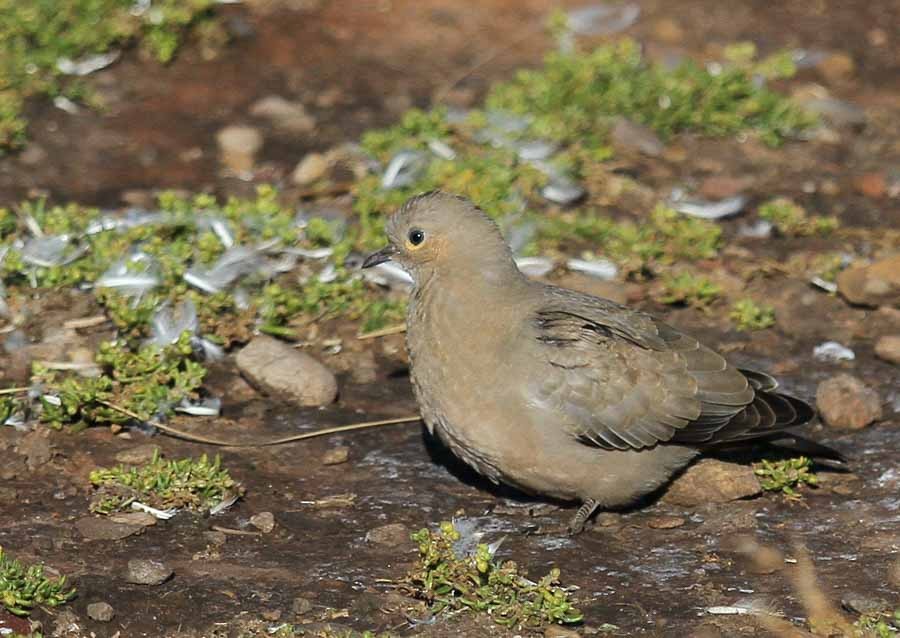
[76,517,144,541]
[203,531,227,546]
[816,374,883,430]
[216,125,263,173]
[292,596,313,615]
[647,515,685,529]
[250,511,276,533]
[87,601,115,622]
[593,512,621,527]
[322,446,350,465]
[874,335,900,365]
[365,522,410,547]
[125,559,173,585]
[664,459,761,506]
[236,336,338,406]
[545,625,581,638]
[292,152,329,186]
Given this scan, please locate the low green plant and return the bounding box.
[539,204,722,273]
[32,333,205,430]
[0,547,75,616]
[89,449,240,514]
[758,198,839,237]
[754,457,818,498]
[0,0,221,150]
[854,609,900,638]
[730,298,775,330]
[660,272,722,310]
[406,521,583,629]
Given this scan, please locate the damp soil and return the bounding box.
[0,1,898,637]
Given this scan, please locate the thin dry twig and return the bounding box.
[356,324,407,340]
[63,315,109,330]
[35,361,101,371]
[210,525,261,537]
[97,399,420,447]
[0,386,29,396]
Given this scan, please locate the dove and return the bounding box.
[362,191,841,532]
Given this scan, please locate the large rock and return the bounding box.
[816,374,882,430]
[216,125,263,173]
[874,335,900,365]
[236,336,338,406]
[663,459,761,506]
[837,255,900,307]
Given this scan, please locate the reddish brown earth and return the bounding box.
[0,1,898,637]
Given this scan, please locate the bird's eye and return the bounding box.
[407,228,425,246]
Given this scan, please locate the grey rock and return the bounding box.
[236,336,338,406]
[816,374,883,430]
[125,559,173,585]
[87,601,115,622]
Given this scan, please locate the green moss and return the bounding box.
[0,0,220,150]
[32,333,205,429]
[660,272,722,310]
[406,521,582,629]
[854,609,900,638]
[758,198,839,237]
[754,457,818,498]
[486,38,813,147]
[539,204,721,273]
[89,449,240,514]
[730,298,775,331]
[0,547,75,616]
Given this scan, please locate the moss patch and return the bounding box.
[758,198,839,237]
[89,449,240,514]
[0,0,222,150]
[0,547,75,616]
[730,298,775,331]
[754,457,818,498]
[405,521,582,629]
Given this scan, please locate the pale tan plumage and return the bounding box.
[363,191,830,532]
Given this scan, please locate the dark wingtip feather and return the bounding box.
[764,434,849,466]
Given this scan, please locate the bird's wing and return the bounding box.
[528,287,757,450]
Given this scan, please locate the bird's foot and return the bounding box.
[566,498,599,535]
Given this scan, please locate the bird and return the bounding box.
[362,191,842,533]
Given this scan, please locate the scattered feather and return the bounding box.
[146,299,199,348]
[317,263,338,283]
[517,140,558,161]
[566,257,618,280]
[56,51,120,76]
[287,247,334,260]
[566,3,640,36]
[427,139,457,160]
[516,256,554,278]
[738,220,773,238]
[52,96,80,114]
[21,236,86,268]
[184,246,262,294]
[672,194,746,220]
[541,178,586,205]
[175,397,222,417]
[813,341,855,362]
[810,277,838,293]
[130,501,178,520]
[209,494,240,515]
[381,151,428,189]
[96,254,161,296]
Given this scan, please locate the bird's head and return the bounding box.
[362,191,519,285]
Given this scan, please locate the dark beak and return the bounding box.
[361,244,398,269]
